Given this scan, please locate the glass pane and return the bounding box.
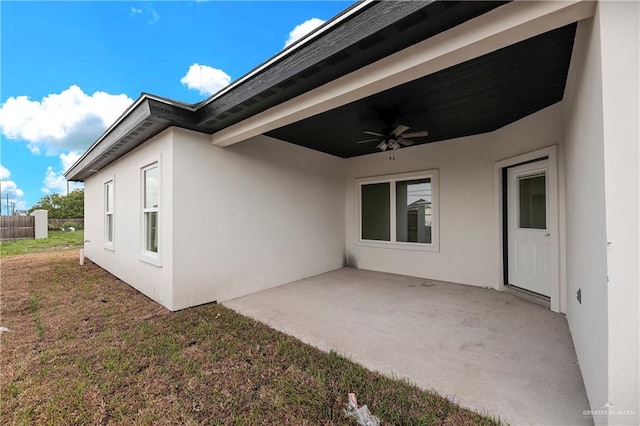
[361,183,390,241]
[145,211,158,252]
[144,166,159,209]
[519,174,546,229]
[106,183,113,212]
[106,214,113,243]
[396,178,432,243]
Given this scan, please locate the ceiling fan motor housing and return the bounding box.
[357,123,428,153]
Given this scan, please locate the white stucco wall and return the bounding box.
[563,14,609,415]
[344,103,564,289]
[563,5,640,420]
[84,130,174,309]
[599,0,639,418]
[170,129,345,309]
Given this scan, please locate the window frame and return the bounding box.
[104,178,115,251]
[356,169,439,252]
[140,160,161,266]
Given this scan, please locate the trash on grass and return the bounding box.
[446,394,460,404]
[344,392,380,426]
[0,326,10,334]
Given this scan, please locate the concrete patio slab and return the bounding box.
[223,268,590,425]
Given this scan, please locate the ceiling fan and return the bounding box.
[356,124,429,158]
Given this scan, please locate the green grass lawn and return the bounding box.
[0,230,84,258]
[0,251,501,425]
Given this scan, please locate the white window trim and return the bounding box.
[104,177,115,251]
[356,169,439,252]
[140,159,162,267]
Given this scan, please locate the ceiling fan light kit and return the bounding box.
[355,122,429,159]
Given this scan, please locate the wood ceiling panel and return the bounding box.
[266,23,577,158]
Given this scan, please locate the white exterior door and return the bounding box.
[507,160,551,296]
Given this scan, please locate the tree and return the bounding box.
[29,189,84,219]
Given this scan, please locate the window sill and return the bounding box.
[104,244,115,252]
[356,239,440,253]
[140,253,162,267]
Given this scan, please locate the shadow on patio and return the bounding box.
[224,268,591,425]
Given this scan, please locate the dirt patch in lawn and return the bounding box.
[1,250,500,425]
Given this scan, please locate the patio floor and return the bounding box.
[223,268,591,425]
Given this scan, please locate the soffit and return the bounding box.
[265,23,577,158]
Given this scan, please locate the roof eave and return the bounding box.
[66,0,510,180]
[192,0,378,111]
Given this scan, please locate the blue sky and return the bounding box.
[0,0,352,214]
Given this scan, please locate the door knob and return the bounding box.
[544,233,550,237]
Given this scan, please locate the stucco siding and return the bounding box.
[563,6,640,419]
[344,103,564,289]
[171,129,345,309]
[563,15,609,415]
[599,0,640,418]
[84,130,174,309]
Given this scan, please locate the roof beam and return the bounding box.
[211,0,596,148]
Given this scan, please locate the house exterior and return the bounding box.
[66,1,639,422]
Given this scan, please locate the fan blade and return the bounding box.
[403,130,429,138]
[356,138,380,144]
[398,138,415,146]
[391,125,410,136]
[364,131,384,137]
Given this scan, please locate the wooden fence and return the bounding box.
[1,216,35,241]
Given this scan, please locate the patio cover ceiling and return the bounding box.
[266,23,577,158]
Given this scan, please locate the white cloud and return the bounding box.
[42,167,67,194]
[0,181,27,212]
[1,180,24,198]
[41,153,84,195]
[284,18,325,48]
[0,85,133,156]
[147,7,160,24]
[130,5,159,24]
[42,169,82,196]
[0,164,10,180]
[0,165,27,213]
[180,64,231,96]
[60,151,81,173]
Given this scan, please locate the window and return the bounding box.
[396,178,432,243]
[518,173,546,229]
[361,182,390,241]
[104,180,114,248]
[142,164,159,254]
[358,170,438,251]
